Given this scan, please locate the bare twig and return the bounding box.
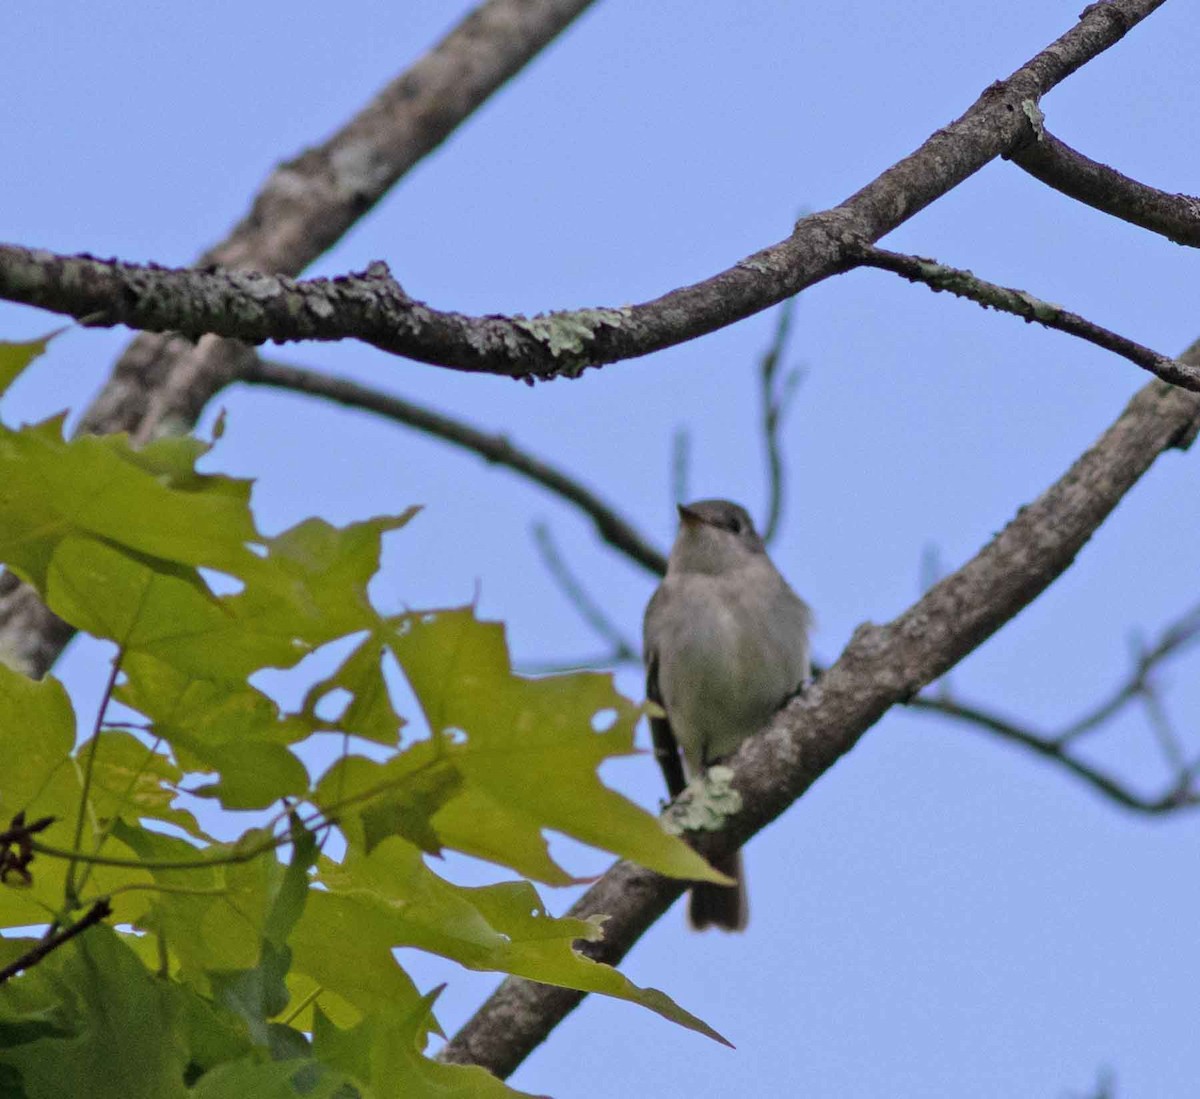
[440,368,1200,1078]
[243,358,667,576]
[907,694,1198,814]
[854,245,1200,392]
[1060,600,1200,741]
[910,597,1200,811]
[670,426,690,507]
[1009,126,1200,247]
[63,649,123,908]
[758,298,804,544]
[531,522,639,664]
[0,898,113,985]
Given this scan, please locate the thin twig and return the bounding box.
[854,245,1200,392]
[1059,600,1200,741]
[910,598,1200,810]
[670,426,690,507]
[63,649,123,907]
[0,898,113,985]
[907,694,1198,814]
[758,297,804,544]
[244,359,667,576]
[531,522,639,664]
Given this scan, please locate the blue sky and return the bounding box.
[2,2,1198,1095]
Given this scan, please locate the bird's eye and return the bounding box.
[727,516,742,534]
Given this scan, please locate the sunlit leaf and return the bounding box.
[0,419,258,581]
[315,752,461,857]
[82,728,204,837]
[230,513,419,647]
[301,631,404,745]
[0,663,75,821]
[388,608,723,885]
[0,330,64,400]
[188,1058,348,1099]
[316,837,729,1047]
[44,535,301,677]
[116,652,312,810]
[312,990,535,1098]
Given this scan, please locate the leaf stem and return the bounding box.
[63,648,123,907]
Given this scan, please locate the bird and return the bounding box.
[643,499,812,931]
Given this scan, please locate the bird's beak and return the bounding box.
[677,503,704,527]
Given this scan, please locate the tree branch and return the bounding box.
[907,595,1200,812]
[440,367,1200,1078]
[0,899,112,985]
[242,358,667,576]
[854,245,1200,391]
[0,1,1166,385]
[0,0,598,679]
[1008,125,1200,247]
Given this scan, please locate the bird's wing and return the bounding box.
[645,650,687,799]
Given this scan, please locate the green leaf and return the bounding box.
[81,729,204,837]
[312,991,535,1098]
[117,652,311,811]
[110,822,293,979]
[0,330,63,400]
[0,670,165,926]
[0,925,191,1099]
[0,663,75,821]
[210,940,294,1049]
[301,631,404,745]
[287,888,425,1029]
[316,752,462,857]
[230,513,419,648]
[44,535,301,678]
[208,822,316,1047]
[261,816,317,952]
[388,608,723,885]
[315,837,729,1047]
[359,759,461,855]
[0,420,258,587]
[188,1058,349,1099]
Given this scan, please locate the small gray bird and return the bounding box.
[643,499,812,931]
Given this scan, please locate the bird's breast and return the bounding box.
[650,567,809,772]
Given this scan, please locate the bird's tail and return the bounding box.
[689,850,747,932]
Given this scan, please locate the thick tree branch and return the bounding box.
[242,358,667,575]
[0,0,596,679]
[0,0,1167,384]
[855,245,1200,391]
[440,369,1200,1078]
[1008,125,1200,247]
